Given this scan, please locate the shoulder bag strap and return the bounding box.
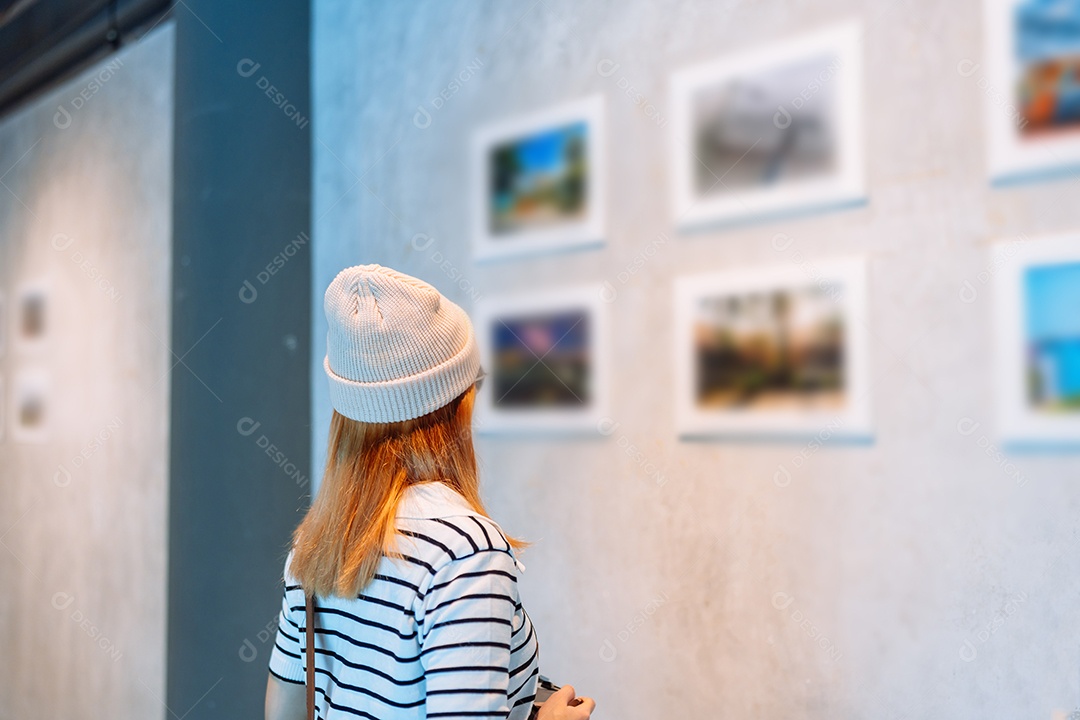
[305,593,315,720]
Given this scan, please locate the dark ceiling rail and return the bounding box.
[0,0,171,119]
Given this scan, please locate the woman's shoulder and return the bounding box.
[400,513,515,564]
[396,482,518,565]
[281,548,299,584]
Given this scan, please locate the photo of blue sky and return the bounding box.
[1015,0,1080,61]
[1024,260,1080,410]
[513,124,583,176]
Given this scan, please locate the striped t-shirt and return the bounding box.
[269,481,540,719]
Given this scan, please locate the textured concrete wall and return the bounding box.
[0,24,173,720]
[166,1,312,716]
[312,2,1080,717]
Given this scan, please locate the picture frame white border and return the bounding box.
[473,283,610,436]
[674,256,873,440]
[669,20,866,230]
[471,95,607,263]
[983,0,1080,184]
[993,232,1080,446]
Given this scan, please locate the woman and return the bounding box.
[264,264,595,720]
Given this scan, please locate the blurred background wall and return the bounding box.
[0,22,173,719]
[312,2,1080,718]
[0,1,312,718]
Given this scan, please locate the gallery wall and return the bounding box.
[311,2,1080,718]
[0,23,174,720]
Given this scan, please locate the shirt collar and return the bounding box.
[397,481,528,573]
[396,481,480,520]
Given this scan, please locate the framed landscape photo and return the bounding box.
[993,233,1080,446]
[14,280,48,354]
[984,0,1080,183]
[471,95,606,262]
[473,285,609,435]
[674,257,872,439]
[670,21,865,229]
[11,368,49,444]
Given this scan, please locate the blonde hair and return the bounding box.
[289,385,524,597]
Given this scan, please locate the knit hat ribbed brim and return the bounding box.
[323,264,480,423]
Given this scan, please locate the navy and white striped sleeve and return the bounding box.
[268,560,306,685]
[419,547,520,718]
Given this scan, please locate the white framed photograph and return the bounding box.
[984,0,1080,183]
[14,280,48,354]
[472,284,609,435]
[471,95,606,262]
[993,233,1080,446]
[674,257,872,439]
[670,21,865,229]
[11,368,49,444]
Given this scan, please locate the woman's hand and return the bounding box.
[537,684,595,720]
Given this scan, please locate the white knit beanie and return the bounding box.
[323,264,480,423]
